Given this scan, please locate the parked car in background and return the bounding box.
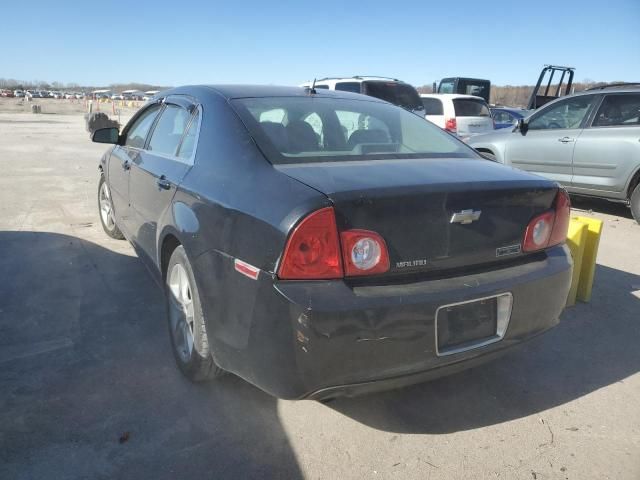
[468,85,640,223]
[50,91,63,99]
[437,77,491,103]
[111,93,125,100]
[300,76,425,115]
[420,94,494,137]
[64,92,75,99]
[14,90,25,97]
[491,107,530,129]
[142,90,160,101]
[92,84,572,400]
[1,89,15,97]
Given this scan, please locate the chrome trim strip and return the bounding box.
[434,292,513,357]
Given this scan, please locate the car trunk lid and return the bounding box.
[276,158,558,277]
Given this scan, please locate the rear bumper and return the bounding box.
[197,245,572,400]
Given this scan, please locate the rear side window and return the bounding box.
[148,104,191,156]
[422,97,444,115]
[124,104,161,148]
[592,94,640,127]
[335,82,361,93]
[364,81,423,111]
[458,80,490,100]
[177,110,200,160]
[453,99,490,117]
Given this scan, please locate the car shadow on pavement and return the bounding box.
[0,231,302,480]
[570,195,633,220]
[327,263,640,434]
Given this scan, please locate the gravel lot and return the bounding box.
[0,111,638,480]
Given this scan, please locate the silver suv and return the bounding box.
[468,85,640,223]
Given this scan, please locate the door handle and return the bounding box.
[122,160,130,170]
[157,175,171,190]
[558,137,574,143]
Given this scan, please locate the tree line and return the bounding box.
[0,79,167,93]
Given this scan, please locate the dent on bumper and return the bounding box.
[271,245,572,399]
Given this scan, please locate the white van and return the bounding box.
[420,94,494,137]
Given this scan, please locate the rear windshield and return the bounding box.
[421,97,444,115]
[453,98,490,117]
[457,80,490,100]
[231,96,474,165]
[439,79,490,101]
[362,81,424,112]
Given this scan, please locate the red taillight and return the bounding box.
[522,189,571,252]
[278,208,391,279]
[445,118,457,133]
[340,230,390,276]
[278,207,343,280]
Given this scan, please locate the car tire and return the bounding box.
[98,175,125,239]
[631,183,640,225]
[165,245,224,382]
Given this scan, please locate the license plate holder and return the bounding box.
[435,293,513,356]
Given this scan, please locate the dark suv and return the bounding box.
[300,76,425,115]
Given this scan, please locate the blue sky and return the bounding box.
[1,0,638,87]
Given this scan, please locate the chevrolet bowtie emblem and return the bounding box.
[450,209,482,224]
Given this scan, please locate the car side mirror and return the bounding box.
[92,127,119,144]
[516,118,529,135]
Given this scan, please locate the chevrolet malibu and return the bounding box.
[92,85,572,400]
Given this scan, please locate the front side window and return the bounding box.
[592,94,640,127]
[231,96,474,165]
[124,104,161,148]
[148,104,191,156]
[528,96,594,130]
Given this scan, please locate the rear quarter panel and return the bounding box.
[156,89,328,378]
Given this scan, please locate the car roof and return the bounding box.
[490,106,528,112]
[419,93,486,101]
[309,76,404,83]
[168,84,389,102]
[569,86,640,97]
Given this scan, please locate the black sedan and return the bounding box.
[92,85,572,400]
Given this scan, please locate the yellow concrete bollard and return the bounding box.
[573,216,604,303]
[565,220,588,306]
